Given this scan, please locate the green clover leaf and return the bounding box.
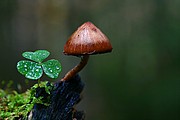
[17,50,62,80]
[17,60,43,80]
[22,50,50,63]
[42,59,62,79]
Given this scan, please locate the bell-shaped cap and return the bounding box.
[64,22,112,55]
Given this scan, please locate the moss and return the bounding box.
[0,81,53,120]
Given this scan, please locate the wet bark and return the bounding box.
[31,74,85,120]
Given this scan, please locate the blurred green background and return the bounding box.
[0,0,180,120]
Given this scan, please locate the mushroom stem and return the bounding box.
[61,55,89,81]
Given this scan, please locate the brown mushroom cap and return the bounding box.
[64,22,112,55]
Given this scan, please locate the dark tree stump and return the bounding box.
[31,74,85,120]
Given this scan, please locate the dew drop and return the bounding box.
[29,72,32,76]
[56,66,60,70]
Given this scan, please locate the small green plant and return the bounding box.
[17,50,62,80]
[0,50,62,119]
[0,81,53,120]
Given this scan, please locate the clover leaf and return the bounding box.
[17,50,61,80]
[42,59,61,79]
[17,60,43,80]
[22,50,50,63]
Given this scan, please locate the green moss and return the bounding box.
[0,81,53,120]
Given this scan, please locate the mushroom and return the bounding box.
[61,21,112,81]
